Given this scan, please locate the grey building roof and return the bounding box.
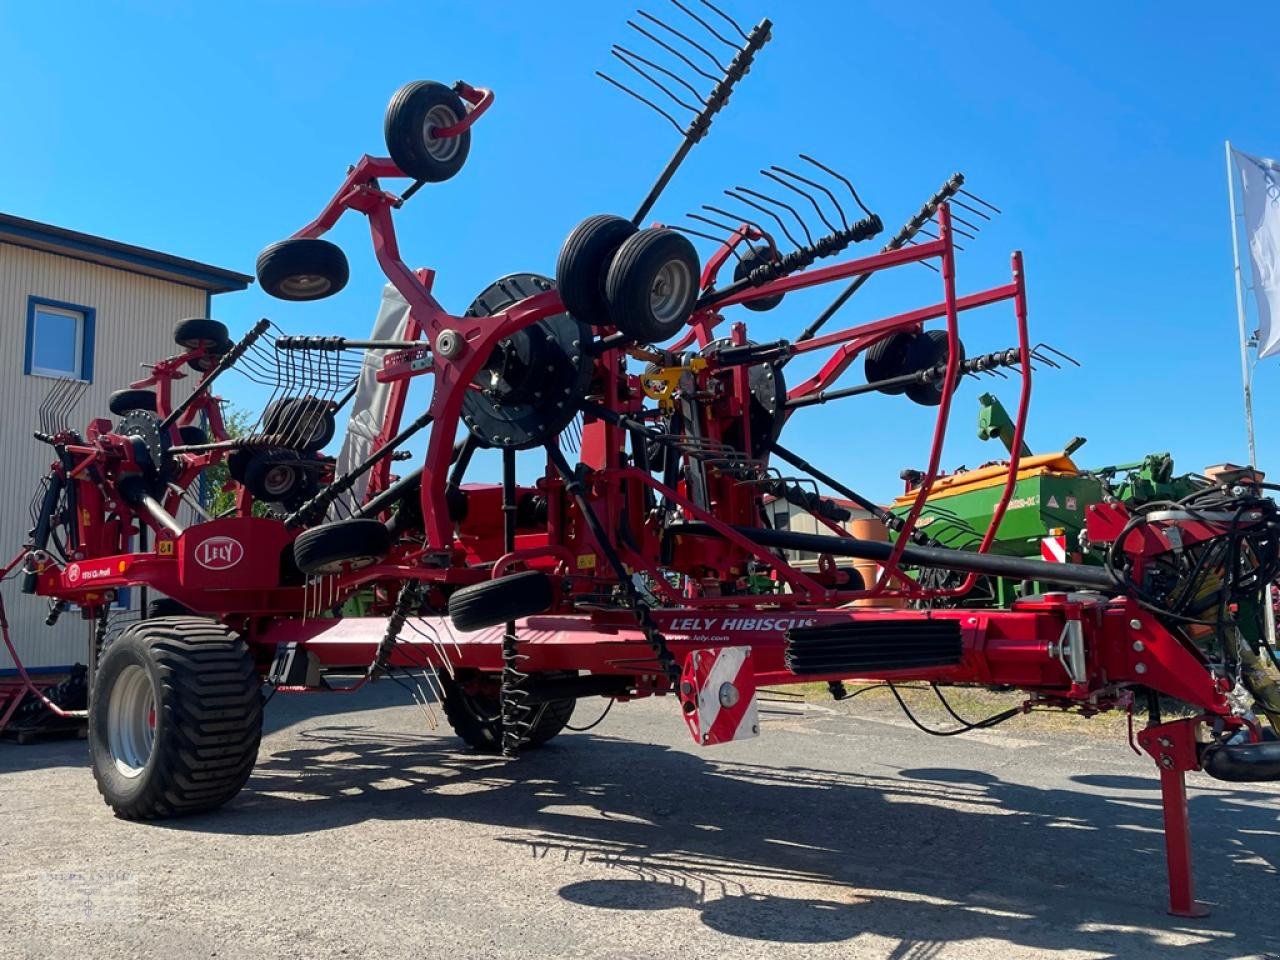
[0,212,252,294]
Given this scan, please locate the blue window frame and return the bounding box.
[24,296,95,381]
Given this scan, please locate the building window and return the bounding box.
[24,297,95,381]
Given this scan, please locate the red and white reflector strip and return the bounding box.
[678,646,760,746]
[1040,533,1068,563]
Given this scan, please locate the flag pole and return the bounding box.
[1226,140,1257,467]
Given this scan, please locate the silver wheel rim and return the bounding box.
[316,555,379,575]
[649,259,692,326]
[264,465,295,497]
[423,104,462,162]
[280,274,332,298]
[107,664,156,778]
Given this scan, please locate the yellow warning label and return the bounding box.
[157,540,174,556]
[576,553,597,570]
[81,508,91,527]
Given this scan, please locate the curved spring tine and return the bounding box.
[637,9,728,73]
[905,239,941,272]
[798,153,875,218]
[951,212,984,233]
[733,186,812,245]
[951,197,993,221]
[611,48,701,113]
[701,204,775,251]
[697,0,750,42]
[769,164,848,229]
[1034,342,1081,367]
[613,43,708,105]
[668,0,741,51]
[720,193,802,249]
[1030,348,1062,370]
[917,226,965,252]
[688,210,744,236]
[760,169,837,233]
[673,223,745,259]
[626,18,720,83]
[596,72,685,135]
[959,188,1001,213]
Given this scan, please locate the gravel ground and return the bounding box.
[1,684,1277,960]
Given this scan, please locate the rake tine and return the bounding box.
[668,0,741,51]
[952,225,978,241]
[673,223,745,258]
[951,212,983,233]
[626,19,720,84]
[613,43,708,105]
[724,191,803,249]
[734,186,812,245]
[611,49,702,113]
[637,9,728,72]
[798,153,875,218]
[950,197,992,221]
[697,0,750,42]
[917,226,964,252]
[702,204,774,246]
[1036,343,1082,367]
[958,188,1001,214]
[596,72,685,134]
[760,169,837,233]
[905,239,942,272]
[1030,349,1061,369]
[769,164,848,229]
[688,210,746,236]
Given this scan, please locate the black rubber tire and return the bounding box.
[173,317,230,350]
[440,670,577,754]
[555,214,638,328]
[864,331,914,395]
[256,238,350,301]
[88,617,262,820]
[447,570,554,632]
[226,449,251,485]
[384,81,471,183]
[177,425,208,446]
[604,228,700,343]
[263,396,336,452]
[734,246,784,312]
[242,451,317,504]
[109,389,158,415]
[904,329,966,407]
[292,519,392,576]
[188,338,234,373]
[146,597,192,618]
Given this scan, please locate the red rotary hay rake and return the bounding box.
[5,1,1280,919]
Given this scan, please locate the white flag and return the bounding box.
[1234,149,1280,359]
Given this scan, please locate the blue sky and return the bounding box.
[4,2,1277,502]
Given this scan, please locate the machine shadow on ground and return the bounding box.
[200,707,1279,957]
[3,694,1276,959]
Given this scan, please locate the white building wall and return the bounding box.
[0,242,207,670]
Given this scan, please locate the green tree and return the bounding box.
[202,406,254,518]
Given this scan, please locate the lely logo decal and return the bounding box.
[195,537,244,571]
[66,562,81,584]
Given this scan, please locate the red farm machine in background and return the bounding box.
[4,0,1279,920]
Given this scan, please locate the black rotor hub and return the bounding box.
[461,273,592,450]
[702,339,787,457]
